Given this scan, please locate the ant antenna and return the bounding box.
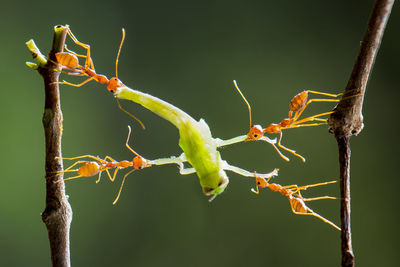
[113,29,146,130]
[233,80,252,129]
[115,28,126,79]
[117,98,146,129]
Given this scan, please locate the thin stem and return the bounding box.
[328,1,394,266]
[337,136,353,267]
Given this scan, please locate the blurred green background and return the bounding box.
[1,0,398,266]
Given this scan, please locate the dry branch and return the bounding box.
[27,25,72,267]
[328,1,394,266]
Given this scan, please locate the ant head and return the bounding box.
[245,125,264,141]
[255,176,268,189]
[251,175,269,194]
[133,156,149,170]
[107,77,124,92]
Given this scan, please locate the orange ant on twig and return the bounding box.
[233,80,341,162]
[252,174,340,231]
[57,126,150,204]
[54,26,145,129]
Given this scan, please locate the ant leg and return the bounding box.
[64,45,87,59]
[239,129,287,162]
[64,27,97,71]
[57,77,96,87]
[104,155,118,162]
[276,132,306,162]
[292,111,334,125]
[57,160,89,174]
[61,169,102,182]
[269,140,290,162]
[293,98,339,121]
[256,135,289,162]
[280,184,301,192]
[306,90,343,98]
[277,113,332,133]
[293,111,333,124]
[50,65,79,75]
[62,45,96,72]
[302,196,337,201]
[297,180,338,190]
[113,169,136,205]
[65,27,93,69]
[281,122,328,131]
[292,208,341,231]
[293,90,361,122]
[59,155,107,163]
[96,169,105,184]
[65,27,90,51]
[293,118,328,125]
[94,156,117,183]
[60,174,85,182]
[108,167,121,182]
[86,55,95,72]
[288,197,341,230]
[289,181,338,201]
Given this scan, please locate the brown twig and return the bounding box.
[328,0,394,266]
[27,25,72,267]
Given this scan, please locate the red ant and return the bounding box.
[252,174,340,231]
[57,126,150,204]
[54,26,145,129]
[233,80,341,162]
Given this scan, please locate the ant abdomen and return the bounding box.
[289,91,308,112]
[78,161,100,177]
